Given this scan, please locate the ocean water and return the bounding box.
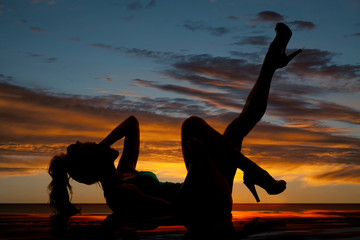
[0,203,111,214]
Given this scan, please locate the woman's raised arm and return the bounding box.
[100,116,140,172]
[100,116,139,146]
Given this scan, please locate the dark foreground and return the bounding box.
[0,204,359,239]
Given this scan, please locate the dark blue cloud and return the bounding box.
[184,20,231,36]
[248,11,285,23]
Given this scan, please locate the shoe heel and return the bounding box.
[244,182,260,202]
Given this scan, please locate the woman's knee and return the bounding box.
[127,115,138,124]
[126,115,139,130]
[182,116,206,133]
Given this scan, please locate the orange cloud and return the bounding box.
[1,82,359,189]
[308,164,360,185]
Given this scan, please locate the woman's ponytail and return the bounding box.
[48,154,80,230]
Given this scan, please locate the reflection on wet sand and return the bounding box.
[231,209,360,239]
[0,205,359,239]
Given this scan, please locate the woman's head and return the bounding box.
[48,141,119,228]
[65,141,119,184]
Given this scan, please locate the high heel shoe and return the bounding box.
[243,168,286,202]
[264,22,301,69]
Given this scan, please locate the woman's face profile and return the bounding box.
[96,143,120,161]
[78,142,119,162]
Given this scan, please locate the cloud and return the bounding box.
[228,16,239,21]
[345,33,360,38]
[29,27,44,34]
[0,153,49,176]
[46,57,57,63]
[0,2,4,15]
[30,0,56,5]
[0,74,14,82]
[247,12,315,31]
[134,68,360,129]
[310,165,360,184]
[267,94,360,126]
[27,52,58,63]
[90,43,114,50]
[134,78,243,111]
[0,82,185,175]
[88,42,360,126]
[184,20,231,36]
[0,167,45,175]
[89,43,179,60]
[89,41,360,143]
[170,54,260,85]
[288,20,316,30]
[89,39,360,102]
[94,75,115,82]
[68,38,80,43]
[28,53,43,58]
[289,48,360,92]
[0,81,359,184]
[248,11,285,24]
[127,0,157,11]
[15,19,28,28]
[127,1,142,11]
[233,36,270,46]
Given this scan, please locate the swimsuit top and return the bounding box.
[121,171,182,203]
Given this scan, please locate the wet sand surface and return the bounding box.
[1,205,359,239]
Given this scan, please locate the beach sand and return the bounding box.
[1,204,359,239]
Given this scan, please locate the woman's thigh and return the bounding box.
[176,141,233,231]
[181,116,238,189]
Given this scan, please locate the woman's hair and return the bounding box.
[48,142,104,229]
[48,153,80,229]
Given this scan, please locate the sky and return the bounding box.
[0,0,359,204]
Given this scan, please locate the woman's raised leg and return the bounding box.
[221,23,300,201]
[223,23,301,149]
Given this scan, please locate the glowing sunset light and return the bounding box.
[1,0,359,204]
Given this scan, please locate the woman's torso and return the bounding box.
[102,170,182,221]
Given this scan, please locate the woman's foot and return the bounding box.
[264,23,301,70]
[243,166,286,202]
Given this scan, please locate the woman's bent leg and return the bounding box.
[181,116,256,191]
[176,139,235,238]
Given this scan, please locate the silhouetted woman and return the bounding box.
[48,23,301,238]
